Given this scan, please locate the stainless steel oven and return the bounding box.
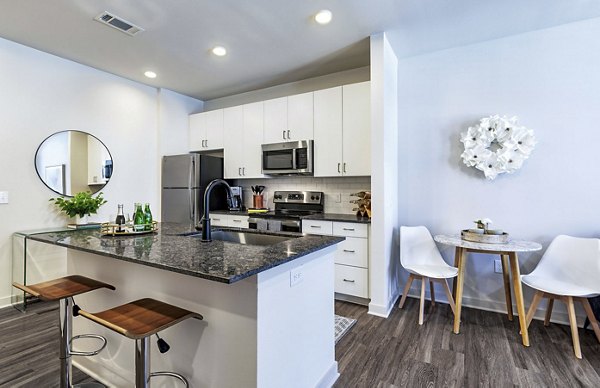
[261,140,313,175]
[248,190,324,233]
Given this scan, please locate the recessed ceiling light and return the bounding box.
[144,71,157,79]
[315,9,333,25]
[212,46,227,56]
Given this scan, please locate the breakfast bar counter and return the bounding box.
[24,223,343,387]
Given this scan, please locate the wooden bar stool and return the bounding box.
[13,275,116,388]
[79,298,203,388]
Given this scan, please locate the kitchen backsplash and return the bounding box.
[232,176,371,214]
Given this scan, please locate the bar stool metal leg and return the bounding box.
[60,297,73,388]
[135,337,151,388]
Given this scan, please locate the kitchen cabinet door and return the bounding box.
[313,87,343,177]
[223,106,244,179]
[189,112,206,152]
[204,109,224,150]
[263,97,288,144]
[342,81,371,176]
[287,92,313,141]
[242,101,265,178]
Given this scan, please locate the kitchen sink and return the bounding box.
[190,230,294,246]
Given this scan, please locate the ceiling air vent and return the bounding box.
[94,11,144,36]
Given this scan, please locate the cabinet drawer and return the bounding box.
[302,220,333,235]
[211,215,228,227]
[333,222,368,238]
[335,237,368,267]
[335,264,368,298]
[229,216,249,229]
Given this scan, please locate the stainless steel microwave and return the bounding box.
[261,140,314,175]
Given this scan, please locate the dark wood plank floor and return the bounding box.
[0,301,98,388]
[334,298,600,387]
[3,299,599,387]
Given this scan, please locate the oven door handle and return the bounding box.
[292,148,297,170]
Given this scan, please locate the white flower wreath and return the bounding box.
[460,115,536,180]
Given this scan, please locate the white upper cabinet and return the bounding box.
[189,109,224,151]
[342,82,371,176]
[263,97,288,144]
[287,92,314,141]
[314,86,344,177]
[223,102,265,179]
[313,81,371,177]
[263,92,314,144]
[223,106,244,179]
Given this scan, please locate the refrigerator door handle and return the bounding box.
[189,159,195,221]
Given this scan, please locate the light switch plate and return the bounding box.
[0,191,8,204]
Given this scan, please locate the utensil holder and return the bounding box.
[253,195,263,209]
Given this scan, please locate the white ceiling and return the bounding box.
[1,0,599,101]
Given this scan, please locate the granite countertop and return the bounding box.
[212,210,372,224]
[27,222,344,284]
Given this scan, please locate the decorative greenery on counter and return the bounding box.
[49,191,107,218]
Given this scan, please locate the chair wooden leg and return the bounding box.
[566,296,582,359]
[429,280,436,307]
[419,277,427,325]
[544,298,554,327]
[500,254,513,321]
[441,278,456,315]
[525,290,544,329]
[581,298,600,343]
[399,274,414,309]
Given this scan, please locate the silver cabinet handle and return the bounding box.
[343,249,356,253]
[205,139,208,148]
[343,163,347,173]
[242,167,246,176]
[238,167,242,176]
[287,130,291,139]
[233,219,242,223]
[343,279,355,283]
[213,218,221,221]
[310,225,321,228]
[282,130,286,140]
[337,163,341,173]
[343,228,355,231]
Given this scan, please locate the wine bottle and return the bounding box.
[133,203,145,232]
[115,204,126,232]
[143,203,153,231]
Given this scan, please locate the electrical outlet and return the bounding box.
[0,191,8,204]
[494,259,503,274]
[335,193,342,203]
[290,267,303,287]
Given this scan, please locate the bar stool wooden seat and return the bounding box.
[13,275,115,388]
[79,298,203,388]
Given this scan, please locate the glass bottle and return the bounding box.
[115,204,126,232]
[143,203,153,231]
[133,203,145,232]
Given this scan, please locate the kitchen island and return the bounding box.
[27,223,343,387]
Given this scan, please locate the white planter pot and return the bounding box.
[75,214,89,225]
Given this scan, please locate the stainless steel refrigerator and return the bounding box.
[161,154,226,226]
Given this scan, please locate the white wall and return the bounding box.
[368,33,400,317]
[394,18,600,323]
[0,37,201,307]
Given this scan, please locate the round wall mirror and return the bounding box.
[35,130,113,197]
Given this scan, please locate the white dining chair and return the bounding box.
[399,226,458,325]
[521,235,600,359]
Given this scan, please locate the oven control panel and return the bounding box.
[273,191,323,204]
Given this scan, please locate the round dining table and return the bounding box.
[434,234,542,346]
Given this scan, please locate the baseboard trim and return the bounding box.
[316,361,339,388]
[368,292,400,318]
[0,295,13,310]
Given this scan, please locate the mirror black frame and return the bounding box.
[34,130,113,197]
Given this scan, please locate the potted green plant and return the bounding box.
[50,191,107,225]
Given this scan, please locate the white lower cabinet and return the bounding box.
[302,219,370,300]
[211,214,249,228]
